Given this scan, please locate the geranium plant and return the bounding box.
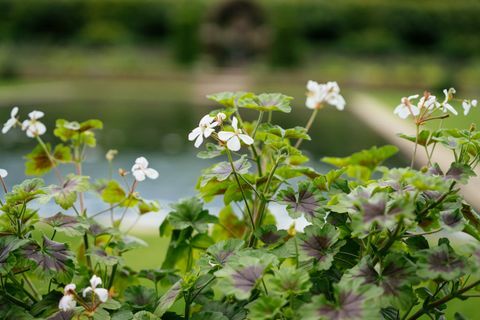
[1,81,479,320]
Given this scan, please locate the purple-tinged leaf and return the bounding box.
[154,279,182,317]
[201,156,251,187]
[300,282,382,320]
[0,236,29,274]
[277,181,325,220]
[445,162,476,183]
[298,224,344,270]
[22,236,74,283]
[416,243,470,281]
[43,212,89,236]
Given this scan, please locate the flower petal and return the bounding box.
[239,133,254,145]
[0,169,8,178]
[145,168,159,180]
[218,131,235,142]
[94,288,109,303]
[29,110,44,120]
[231,117,239,131]
[90,275,102,289]
[11,106,19,118]
[188,127,201,141]
[194,134,204,148]
[226,136,241,151]
[133,170,146,182]
[59,294,76,311]
[135,157,149,168]
[83,287,93,298]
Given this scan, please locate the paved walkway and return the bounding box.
[350,93,480,209]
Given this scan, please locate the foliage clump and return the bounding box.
[0,81,480,319]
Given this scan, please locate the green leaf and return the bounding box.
[416,242,471,281]
[398,130,434,146]
[42,212,89,237]
[270,266,312,296]
[5,178,45,205]
[300,282,382,320]
[101,180,127,204]
[199,239,244,269]
[25,144,71,176]
[445,162,476,183]
[54,119,103,147]
[111,309,134,320]
[245,295,286,320]
[190,233,214,250]
[43,175,90,210]
[191,312,228,320]
[322,145,398,180]
[214,252,278,300]
[154,280,182,317]
[298,224,345,270]
[207,91,253,108]
[0,236,29,275]
[239,93,293,113]
[133,311,159,320]
[257,123,310,141]
[200,155,251,187]
[277,181,325,220]
[138,199,160,215]
[22,236,74,283]
[197,142,225,159]
[125,285,156,311]
[167,197,217,233]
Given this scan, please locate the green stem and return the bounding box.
[295,108,318,149]
[408,280,480,320]
[108,264,117,290]
[226,149,256,234]
[36,136,64,183]
[411,124,420,168]
[8,274,37,303]
[21,273,40,300]
[83,233,92,270]
[0,176,7,194]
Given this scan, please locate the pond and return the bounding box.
[0,79,401,231]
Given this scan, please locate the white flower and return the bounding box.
[131,157,159,182]
[2,106,19,134]
[214,112,227,125]
[306,80,346,110]
[0,169,7,178]
[188,114,218,148]
[462,99,478,115]
[440,89,458,115]
[59,294,76,311]
[218,117,254,151]
[83,275,109,303]
[394,95,420,119]
[21,110,46,138]
[58,283,77,311]
[419,95,440,111]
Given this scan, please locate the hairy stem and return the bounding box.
[226,149,256,235]
[408,280,480,320]
[295,108,318,149]
[411,124,420,168]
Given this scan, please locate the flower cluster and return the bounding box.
[394,88,477,121]
[2,106,47,138]
[59,275,109,312]
[188,112,254,151]
[0,168,7,178]
[306,80,346,111]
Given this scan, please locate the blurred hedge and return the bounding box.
[0,0,479,66]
